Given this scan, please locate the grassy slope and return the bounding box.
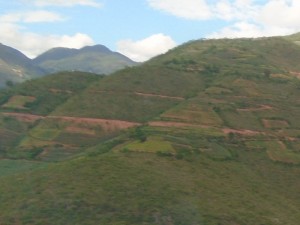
[37,52,137,75]
[52,66,204,122]
[0,151,299,225]
[0,71,102,115]
[0,72,102,159]
[0,36,300,224]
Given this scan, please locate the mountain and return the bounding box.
[284,32,300,45]
[33,45,138,75]
[0,43,45,88]
[0,35,300,224]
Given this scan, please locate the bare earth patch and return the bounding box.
[48,116,140,132]
[290,71,300,79]
[222,128,264,136]
[1,112,140,131]
[148,121,209,128]
[2,112,44,122]
[237,105,273,112]
[262,119,289,129]
[49,89,72,94]
[134,92,184,100]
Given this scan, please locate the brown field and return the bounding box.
[222,128,264,136]
[262,119,289,129]
[1,112,140,131]
[148,121,209,128]
[237,105,273,112]
[2,112,44,122]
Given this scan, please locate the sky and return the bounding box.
[1,0,300,62]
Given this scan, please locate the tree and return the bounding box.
[134,126,147,142]
[5,80,14,87]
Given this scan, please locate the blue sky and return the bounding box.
[0,0,300,61]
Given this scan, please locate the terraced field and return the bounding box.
[0,36,300,225]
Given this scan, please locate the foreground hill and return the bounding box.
[33,45,138,75]
[284,31,300,45]
[0,35,299,224]
[0,43,45,87]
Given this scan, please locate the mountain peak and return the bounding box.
[80,45,112,54]
[33,44,137,75]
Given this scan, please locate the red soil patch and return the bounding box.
[2,112,44,122]
[148,121,209,128]
[222,128,263,136]
[49,89,72,94]
[290,71,300,79]
[2,112,140,131]
[262,119,289,128]
[237,104,273,112]
[134,92,184,100]
[48,116,140,132]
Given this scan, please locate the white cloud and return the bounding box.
[31,0,102,7]
[147,0,300,38]
[117,34,177,62]
[0,0,100,58]
[147,0,259,21]
[257,0,300,30]
[207,0,300,38]
[0,10,65,23]
[0,22,94,58]
[213,0,258,21]
[147,0,212,20]
[207,22,279,38]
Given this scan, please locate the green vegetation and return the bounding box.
[2,95,36,109]
[119,136,175,154]
[0,35,300,224]
[0,71,102,115]
[0,152,299,225]
[34,45,137,75]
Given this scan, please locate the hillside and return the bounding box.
[0,35,299,224]
[284,32,300,45]
[33,45,138,75]
[0,43,45,87]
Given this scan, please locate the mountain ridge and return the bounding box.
[0,43,138,88]
[0,34,299,224]
[33,44,138,75]
[0,43,45,87]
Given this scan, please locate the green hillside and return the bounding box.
[0,152,299,225]
[0,71,102,159]
[284,32,300,45]
[0,35,299,224]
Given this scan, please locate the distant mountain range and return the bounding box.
[0,43,137,87]
[33,45,137,75]
[0,43,44,87]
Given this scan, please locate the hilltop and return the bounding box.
[0,43,45,88]
[33,45,138,75]
[0,35,299,224]
[0,44,137,88]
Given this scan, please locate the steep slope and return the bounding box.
[0,43,45,87]
[0,152,299,225]
[0,71,102,159]
[33,45,138,75]
[0,35,300,224]
[284,32,300,45]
